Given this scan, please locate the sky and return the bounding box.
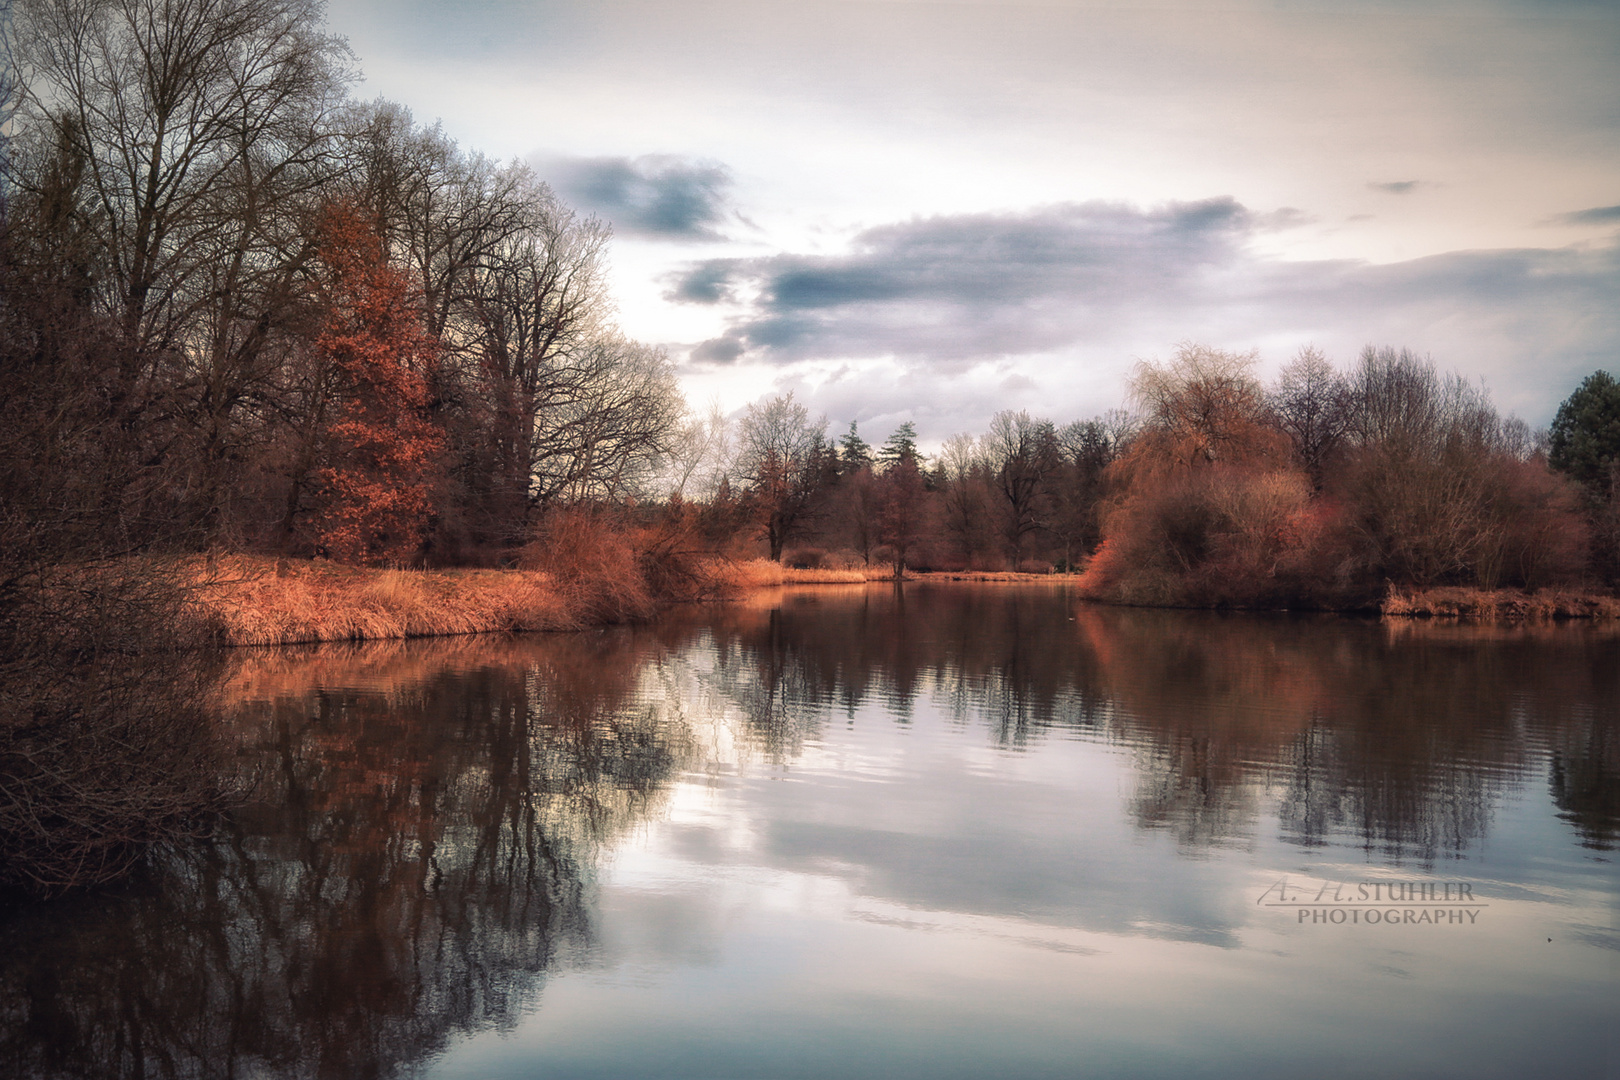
[323,0,1619,443]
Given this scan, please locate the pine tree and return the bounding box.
[1549,371,1620,495]
[878,421,918,471]
[840,421,874,474]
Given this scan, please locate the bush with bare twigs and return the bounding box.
[1081,464,1328,606]
[521,508,655,622]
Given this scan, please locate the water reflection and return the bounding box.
[651,588,1618,860]
[0,633,685,1080]
[0,586,1614,1079]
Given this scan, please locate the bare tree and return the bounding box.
[1338,345,1580,588]
[664,400,734,501]
[982,409,1059,561]
[1268,345,1350,489]
[735,393,828,560]
[9,0,354,537]
[938,432,990,562]
[1049,410,1134,565]
[439,168,619,545]
[529,334,683,504]
[342,103,535,342]
[1129,342,1277,471]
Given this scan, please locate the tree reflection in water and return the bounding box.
[0,632,686,1080]
[1,588,1614,1079]
[653,587,1618,860]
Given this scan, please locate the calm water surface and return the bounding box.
[2,584,1616,1079]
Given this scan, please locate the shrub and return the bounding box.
[1335,442,1588,591]
[521,507,655,622]
[1081,464,1320,606]
[783,547,826,569]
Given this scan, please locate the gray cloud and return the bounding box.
[1552,204,1620,225]
[670,199,1620,425]
[667,260,741,304]
[690,336,746,365]
[1368,180,1425,194]
[541,154,734,240]
[674,199,1255,362]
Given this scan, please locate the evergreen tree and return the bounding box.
[1549,371,1620,495]
[839,421,873,474]
[878,421,918,470]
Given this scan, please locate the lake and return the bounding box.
[1,583,1615,1079]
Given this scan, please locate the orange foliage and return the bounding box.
[311,204,444,566]
[1079,463,1334,607]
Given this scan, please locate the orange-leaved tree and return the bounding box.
[311,204,444,565]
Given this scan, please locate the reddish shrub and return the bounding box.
[1080,464,1319,606]
[521,507,654,622]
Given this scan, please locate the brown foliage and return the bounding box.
[1330,347,1590,592]
[1084,343,1596,609]
[1080,463,1326,607]
[1126,343,1285,475]
[521,507,658,622]
[308,205,445,565]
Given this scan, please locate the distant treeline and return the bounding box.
[707,349,1620,606]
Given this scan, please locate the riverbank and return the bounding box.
[194,556,902,646]
[193,558,1619,647]
[1379,586,1620,620]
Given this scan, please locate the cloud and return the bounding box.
[668,198,1620,426]
[667,260,742,304]
[1368,180,1425,194]
[1550,204,1620,225]
[690,336,746,365]
[540,154,734,240]
[673,198,1256,363]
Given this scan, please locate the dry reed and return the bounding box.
[197,554,1081,649]
[783,566,873,584]
[1381,586,1620,621]
[196,556,579,646]
[697,558,891,590]
[915,570,1074,583]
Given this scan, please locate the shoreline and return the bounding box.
[193,557,1618,648]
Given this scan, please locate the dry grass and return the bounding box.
[783,566,874,584]
[195,553,1087,649]
[914,570,1074,583]
[692,558,883,591]
[702,557,784,589]
[195,556,580,646]
[1381,586,1620,621]
[703,563,900,586]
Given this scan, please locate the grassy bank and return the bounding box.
[195,558,1617,648]
[195,558,581,646]
[1380,586,1620,621]
[193,555,905,646]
